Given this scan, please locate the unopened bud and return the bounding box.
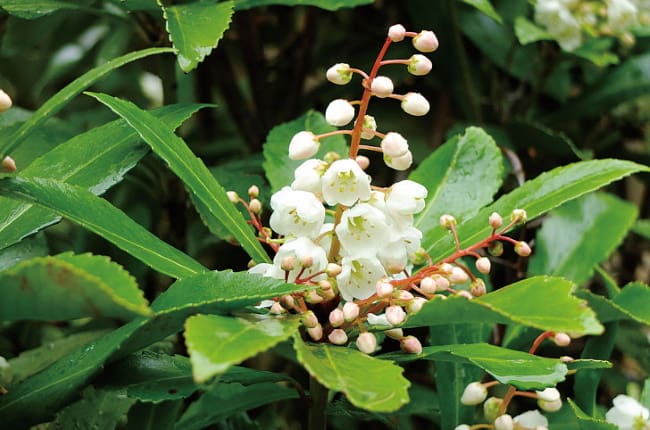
[227,191,239,203]
[539,397,562,412]
[412,30,439,52]
[380,132,409,158]
[400,335,422,354]
[489,212,503,229]
[439,263,454,274]
[326,263,342,277]
[384,150,413,171]
[305,290,324,304]
[376,280,394,298]
[460,381,488,405]
[620,32,635,48]
[407,54,432,76]
[408,297,427,313]
[449,267,469,284]
[494,414,514,430]
[370,76,394,98]
[401,92,430,116]
[1,156,16,173]
[281,256,296,272]
[454,426,471,430]
[470,279,487,297]
[514,241,532,257]
[328,328,348,345]
[489,241,504,256]
[386,305,406,325]
[302,310,319,328]
[329,309,345,327]
[299,254,314,268]
[307,324,323,341]
[356,332,377,354]
[384,328,404,340]
[325,99,355,127]
[396,290,414,301]
[359,115,377,140]
[433,274,450,291]
[0,90,12,112]
[475,257,491,274]
[289,131,319,160]
[326,63,352,85]
[484,397,503,422]
[510,208,528,223]
[280,294,295,309]
[388,24,406,42]
[536,388,560,403]
[247,185,259,198]
[439,214,456,228]
[554,332,571,347]
[342,302,360,321]
[270,302,286,314]
[355,155,370,170]
[249,198,262,214]
[457,290,473,300]
[420,276,437,294]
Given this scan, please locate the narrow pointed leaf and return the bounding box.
[162,1,234,72]
[0,177,206,279]
[185,314,300,383]
[293,335,410,412]
[579,283,650,325]
[568,399,618,429]
[87,92,270,263]
[0,252,150,321]
[234,0,373,10]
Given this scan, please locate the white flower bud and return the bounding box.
[515,241,532,257]
[384,150,412,171]
[449,267,469,284]
[457,290,473,299]
[325,99,355,127]
[305,290,323,304]
[454,426,471,430]
[400,335,422,354]
[227,191,239,203]
[302,310,319,328]
[370,76,394,98]
[0,89,12,112]
[329,308,345,327]
[359,115,377,140]
[280,256,296,272]
[247,185,259,198]
[536,388,560,403]
[355,155,370,170]
[439,263,454,274]
[433,274,450,291]
[289,131,320,160]
[513,410,548,428]
[489,212,503,229]
[249,198,262,214]
[460,381,488,405]
[356,332,377,354]
[475,257,491,274]
[342,302,360,322]
[384,328,404,340]
[420,276,437,294]
[326,63,352,85]
[1,156,16,173]
[326,263,342,277]
[539,397,563,412]
[408,297,427,314]
[386,305,406,325]
[407,54,432,76]
[401,92,430,116]
[494,414,514,430]
[554,332,571,347]
[511,208,528,223]
[484,397,503,422]
[412,30,439,52]
[270,302,286,314]
[439,214,456,228]
[380,132,409,158]
[307,324,323,341]
[328,328,348,345]
[388,24,406,42]
[396,290,414,301]
[376,280,394,298]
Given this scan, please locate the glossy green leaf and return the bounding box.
[162,1,233,72]
[633,219,650,239]
[578,283,650,325]
[405,276,603,335]
[514,16,552,45]
[185,314,301,383]
[410,126,503,239]
[566,359,612,372]
[87,92,269,264]
[293,335,410,412]
[234,0,372,10]
[568,399,617,430]
[529,193,638,285]
[0,104,207,251]
[0,234,47,271]
[383,343,568,390]
[125,401,182,430]
[458,0,502,23]
[0,47,175,159]
[263,110,348,193]
[0,252,150,321]
[423,159,649,262]
[50,386,136,430]
[0,0,87,18]
[175,382,298,430]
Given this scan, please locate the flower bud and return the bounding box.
[539,397,562,412]
[400,335,422,354]
[247,185,259,198]
[554,332,571,347]
[299,254,314,268]
[1,156,16,173]
[489,241,504,256]
[326,63,352,85]
[494,414,514,430]
[439,263,453,274]
[408,297,427,314]
[384,150,412,171]
[384,328,404,340]
[302,310,319,328]
[355,155,370,170]
[307,323,323,341]
[460,381,488,405]
[329,308,345,327]
[484,397,503,422]
[0,89,12,112]
[511,208,528,223]
[359,115,377,140]
[326,263,342,277]
[489,212,503,229]
[342,302,360,321]
[356,332,377,354]
[470,279,487,297]
[328,328,348,345]
[514,241,532,257]
[289,131,319,160]
[249,198,262,214]
[433,274,450,291]
[454,426,471,430]
[439,214,456,229]
[407,54,433,76]
[270,302,286,314]
[376,280,394,298]
[536,388,560,403]
[401,92,430,116]
[227,191,239,203]
[457,290,473,300]
[386,305,406,325]
[305,290,324,304]
[280,256,296,272]
[412,30,439,52]
[325,99,355,127]
[475,257,491,274]
[396,290,414,301]
[449,267,469,284]
[560,355,574,363]
[420,276,437,294]
[388,24,406,42]
[380,132,409,158]
[370,76,394,98]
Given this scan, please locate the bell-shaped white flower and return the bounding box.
[388,24,406,42]
[371,76,394,98]
[384,150,413,171]
[270,187,325,238]
[386,180,428,216]
[608,0,638,31]
[408,54,433,76]
[322,159,372,207]
[291,159,326,195]
[336,203,390,258]
[289,131,319,160]
[401,92,430,116]
[325,99,355,127]
[273,237,328,283]
[412,30,439,52]
[606,395,650,430]
[337,256,387,301]
[513,410,549,429]
[380,132,409,158]
[326,63,352,85]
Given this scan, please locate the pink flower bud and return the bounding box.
[388,24,406,42]
[433,274,450,291]
[408,54,433,76]
[511,208,528,223]
[227,191,239,203]
[449,267,469,284]
[400,335,422,354]
[307,324,323,341]
[384,328,404,340]
[420,276,437,294]
[470,279,487,297]
[299,254,314,268]
[326,263,342,277]
[326,63,352,85]
[1,156,16,173]
[376,280,394,298]
[328,328,348,345]
[554,332,571,347]
[489,212,503,229]
[384,150,413,171]
[475,257,491,274]
[439,263,454,274]
[0,89,12,112]
[356,332,377,354]
[288,131,319,160]
[355,155,370,170]
[325,99,355,127]
[342,302,360,322]
[280,256,296,272]
[412,30,439,52]
[408,297,427,314]
[457,290,473,300]
[386,305,406,325]
[249,198,262,214]
[494,414,514,430]
[401,92,430,116]
[305,290,323,304]
[439,214,456,228]
[302,310,319,328]
[396,290,414,301]
[329,309,345,327]
[460,381,488,405]
[270,302,285,314]
[247,185,259,198]
[514,241,532,257]
[380,132,409,158]
[371,76,394,98]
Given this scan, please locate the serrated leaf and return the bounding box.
[293,335,410,412]
[405,276,603,335]
[0,104,208,251]
[263,110,348,193]
[87,92,270,264]
[578,283,650,325]
[424,159,649,262]
[51,385,136,430]
[458,0,502,23]
[410,126,502,238]
[568,399,618,430]
[529,193,638,285]
[162,1,233,72]
[0,252,150,321]
[514,16,552,45]
[566,359,612,372]
[0,0,87,18]
[234,0,372,11]
[0,47,175,158]
[185,314,300,383]
[383,343,567,390]
[0,177,206,279]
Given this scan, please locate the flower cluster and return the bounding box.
[534,0,649,51]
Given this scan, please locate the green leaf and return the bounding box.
[514,16,552,45]
[234,0,373,11]
[0,104,207,251]
[125,401,183,430]
[162,1,234,72]
[458,0,502,23]
[568,399,618,430]
[50,385,136,430]
[0,47,175,159]
[0,252,150,321]
[0,177,206,278]
[0,234,47,271]
[410,126,503,239]
[405,276,603,335]
[185,314,301,383]
[578,283,650,325]
[0,0,87,18]
[293,335,410,412]
[87,92,270,264]
[529,193,638,285]
[263,110,349,193]
[383,343,568,390]
[175,382,298,430]
[566,359,612,372]
[632,219,650,239]
[423,159,649,262]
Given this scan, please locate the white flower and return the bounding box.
[291,159,326,195]
[408,54,432,76]
[412,30,439,52]
[273,237,328,283]
[608,0,638,31]
[386,180,428,216]
[606,395,650,430]
[460,382,488,405]
[384,150,413,171]
[270,187,325,238]
[336,203,390,258]
[534,1,582,51]
[381,132,409,158]
[289,131,319,160]
[370,76,394,98]
[321,159,372,206]
[388,24,406,42]
[326,63,352,85]
[513,410,549,429]
[337,256,387,301]
[325,99,355,127]
[536,388,560,402]
[401,92,430,116]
